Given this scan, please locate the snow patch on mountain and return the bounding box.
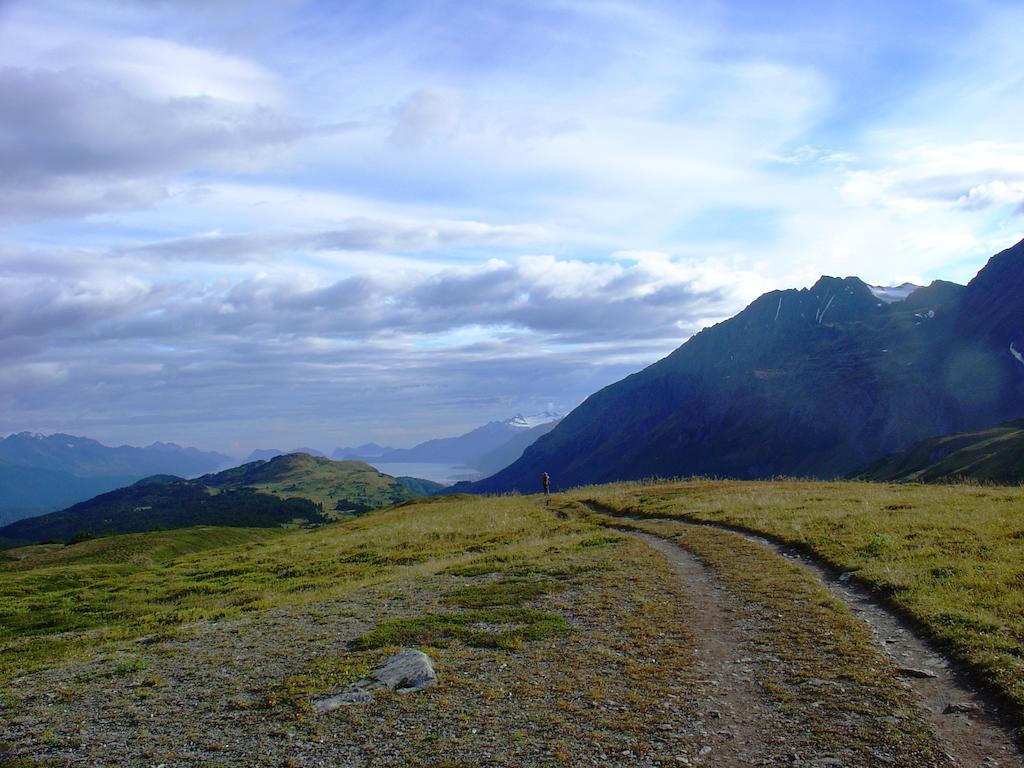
[868,283,922,304]
[504,411,562,429]
[1011,342,1024,367]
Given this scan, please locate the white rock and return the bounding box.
[314,649,437,713]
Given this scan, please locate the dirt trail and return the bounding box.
[631,532,779,765]
[598,505,1024,768]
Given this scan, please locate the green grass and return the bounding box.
[566,478,1024,728]
[1,526,284,570]
[0,496,593,684]
[212,453,420,513]
[442,577,563,608]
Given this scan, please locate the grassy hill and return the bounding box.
[0,454,442,547]
[199,453,440,513]
[856,418,1024,483]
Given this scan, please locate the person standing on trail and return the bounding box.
[542,472,551,497]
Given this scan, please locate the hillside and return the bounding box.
[856,418,1024,483]
[0,477,327,547]
[463,240,1024,492]
[471,419,560,475]
[199,453,438,512]
[2,482,1021,766]
[0,454,439,547]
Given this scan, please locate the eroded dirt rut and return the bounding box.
[729,525,1023,768]
[607,509,1024,768]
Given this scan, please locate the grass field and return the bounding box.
[3,480,1023,764]
[566,479,1024,727]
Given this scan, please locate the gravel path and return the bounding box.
[730,524,1024,768]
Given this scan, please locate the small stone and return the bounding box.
[839,571,853,582]
[896,666,938,679]
[944,701,983,715]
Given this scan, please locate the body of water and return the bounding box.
[370,462,483,485]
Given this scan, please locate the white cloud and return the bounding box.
[62,36,282,104]
[957,180,1024,211]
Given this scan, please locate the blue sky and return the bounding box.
[1,0,1023,456]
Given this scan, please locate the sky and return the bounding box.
[1,0,1023,457]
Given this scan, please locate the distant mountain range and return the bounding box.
[248,413,563,479]
[856,418,1024,483]
[460,239,1024,492]
[0,454,443,547]
[332,443,392,460]
[0,433,234,524]
[362,412,562,470]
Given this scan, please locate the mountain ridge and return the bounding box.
[459,240,1024,493]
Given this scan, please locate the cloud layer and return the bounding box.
[1,0,1023,454]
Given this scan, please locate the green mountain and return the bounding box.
[856,418,1024,483]
[197,453,439,512]
[459,240,1024,493]
[0,454,439,547]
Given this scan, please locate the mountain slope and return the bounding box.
[0,478,326,547]
[855,418,1024,483]
[332,443,392,460]
[471,420,560,475]
[377,421,524,464]
[0,454,432,547]
[463,240,1024,493]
